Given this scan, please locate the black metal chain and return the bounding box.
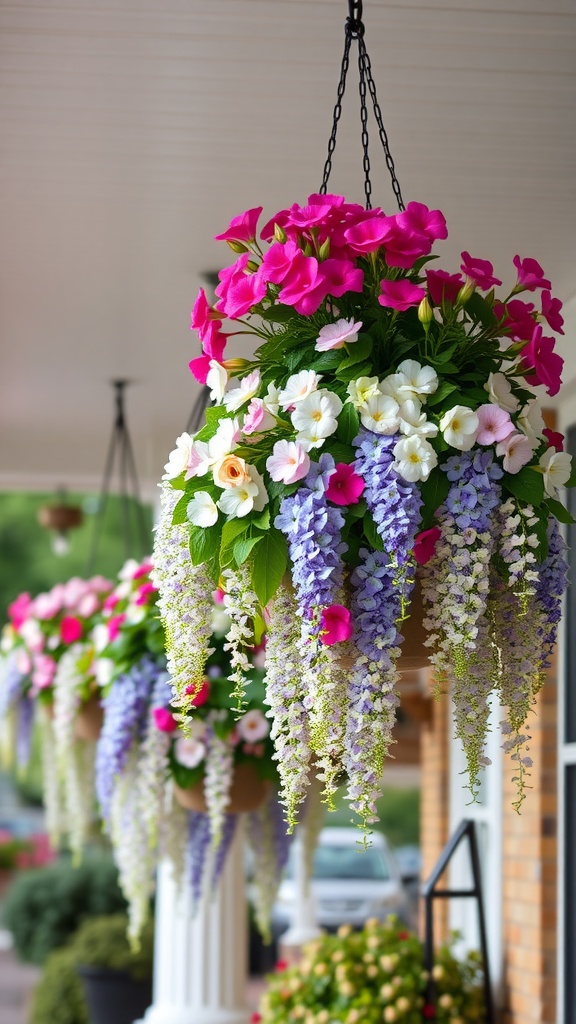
[319,0,405,212]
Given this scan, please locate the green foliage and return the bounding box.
[326,787,420,848]
[0,492,153,622]
[30,947,89,1024]
[258,917,485,1023]
[2,854,126,964]
[70,913,154,979]
[250,529,287,606]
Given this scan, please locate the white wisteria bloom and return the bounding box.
[358,393,400,435]
[539,448,572,497]
[292,389,343,450]
[186,491,219,528]
[517,398,545,448]
[392,435,438,481]
[346,376,381,408]
[278,369,322,410]
[206,359,228,402]
[223,369,261,411]
[315,317,362,352]
[217,466,269,518]
[483,371,519,413]
[398,398,438,438]
[439,405,479,451]
[163,433,194,480]
[380,360,438,403]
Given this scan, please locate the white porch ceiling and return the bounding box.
[1,0,575,495]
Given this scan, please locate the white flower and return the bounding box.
[439,405,479,451]
[174,734,206,769]
[206,360,228,403]
[163,432,194,480]
[496,431,533,474]
[94,657,115,688]
[539,448,572,496]
[92,623,110,654]
[292,389,343,450]
[186,491,219,528]
[398,399,438,438]
[211,606,232,636]
[315,317,362,352]
[278,370,322,410]
[186,418,241,479]
[483,372,519,413]
[392,435,438,482]
[119,558,140,580]
[346,376,381,408]
[263,382,281,416]
[380,360,438,403]
[236,708,270,742]
[223,369,261,411]
[358,393,400,435]
[217,466,268,518]
[517,398,545,448]
[125,605,146,626]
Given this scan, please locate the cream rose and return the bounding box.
[212,454,250,489]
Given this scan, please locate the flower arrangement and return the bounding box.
[255,917,485,1024]
[156,193,570,830]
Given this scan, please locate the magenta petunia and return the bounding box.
[426,268,463,306]
[378,278,426,311]
[153,707,178,733]
[397,201,448,242]
[214,206,263,244]
[521,324,564,397]
[319,604,353,646]
[325,463,365,506]
[460,251,502,290]
[185,679,211,707]
[344,214,395,254]
[382,221,431,269]
[543,427,565,452]
[513,255,551,292]
[8,592,33,630]
[107,614,127,643]
[59,616,83,644]
[495,298,536,341]
[413,527,442,565]
[541,290,564,334]
[278,253,320,310]
[135,582,156,606]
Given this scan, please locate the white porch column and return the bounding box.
[140,822,249,1024]
[279,825,321,962]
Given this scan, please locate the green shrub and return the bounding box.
[2,854,126,964]
[71,913,154,980]
[30,948,89,1024]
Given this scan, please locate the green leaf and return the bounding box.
[234,535,263,566]
[260,303,298,323]
[250,529,288,607]
[172,492,191,525]
[347,498,367,520]
[220,520,250,568]
[337,404,360,445]
[502,468,545,506]
[252,508,271,531]
[322,439,355,464]
[188,523,222,581]
[464,291,498,328]
[543,497,575,525]
[363,513,384,552]
[335,361,372,382]
[310,351,343,372]
[419,468,451,529]
[336,334,374,372]
[426,381,459,408]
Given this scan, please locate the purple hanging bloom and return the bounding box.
[0,656,26,719]
[535,518,568,670]
[16,697,34,768]
[188,810,211,904]
[211,813,238,889]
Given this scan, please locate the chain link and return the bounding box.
[319,1,405,212]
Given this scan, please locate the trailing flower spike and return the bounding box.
[157,193,573,825]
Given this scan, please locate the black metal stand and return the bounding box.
[87,380,149,573]
[185,386,211,435]
[421,819,496,1023]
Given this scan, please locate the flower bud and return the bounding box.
[226,240,248,254]
[274,223,287,243]
[222,358,250,373]
[418,295,433,326]
[456,278,476,306]
[318,237,331,261]
[246,260,259,273]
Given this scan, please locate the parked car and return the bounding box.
[272,827,408,935]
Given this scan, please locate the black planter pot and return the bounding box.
[77,965,152,1024]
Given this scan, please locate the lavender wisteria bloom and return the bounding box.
[534,519,568,674]
[345,430,423,827]
[95,654,163,825]
[0,656,33,768]
[247,791,292,942]
[188,810,212,905]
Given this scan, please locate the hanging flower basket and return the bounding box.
[174,762,271,815]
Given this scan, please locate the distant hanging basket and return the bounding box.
[38,504,83,532]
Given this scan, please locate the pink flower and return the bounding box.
[378,279,426,312]
[135,582,156,606]
[237,709,269,742]
[107,614,127,643]
[496,431,533,474]
[103,593,119,612]
[513,255,551,292]
[190,288,224,334]
[382,222,431,269]
[33,591,63,620]
[475,404,514,445]
[520,324,563,396]
[242,742,265,758]
[214,206,263,244]
[76,593,99,618]
[541,290,564,334]
[8,593,33,630]
[320,604,353,646]
[278,252,319,308]
[426,269,462,306]
[132,561,153,580]
[153,707,178,733]
[212,588,225,605]
[460,252,502,290]
[59,616,83,644]
[495,298,536,341]
[326,463,365,505]
[413,527,442,565]
[261,240,299,284]
[315,318,363,352]
[32,654,56,691]
[243,398,276,435]
[313,258,364,300]
[543,427,564,451]
[185,679,211,707]
[285,202,334,230]
[266,440,310,485]
[344,214,395,254]
[397,201,448,242]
